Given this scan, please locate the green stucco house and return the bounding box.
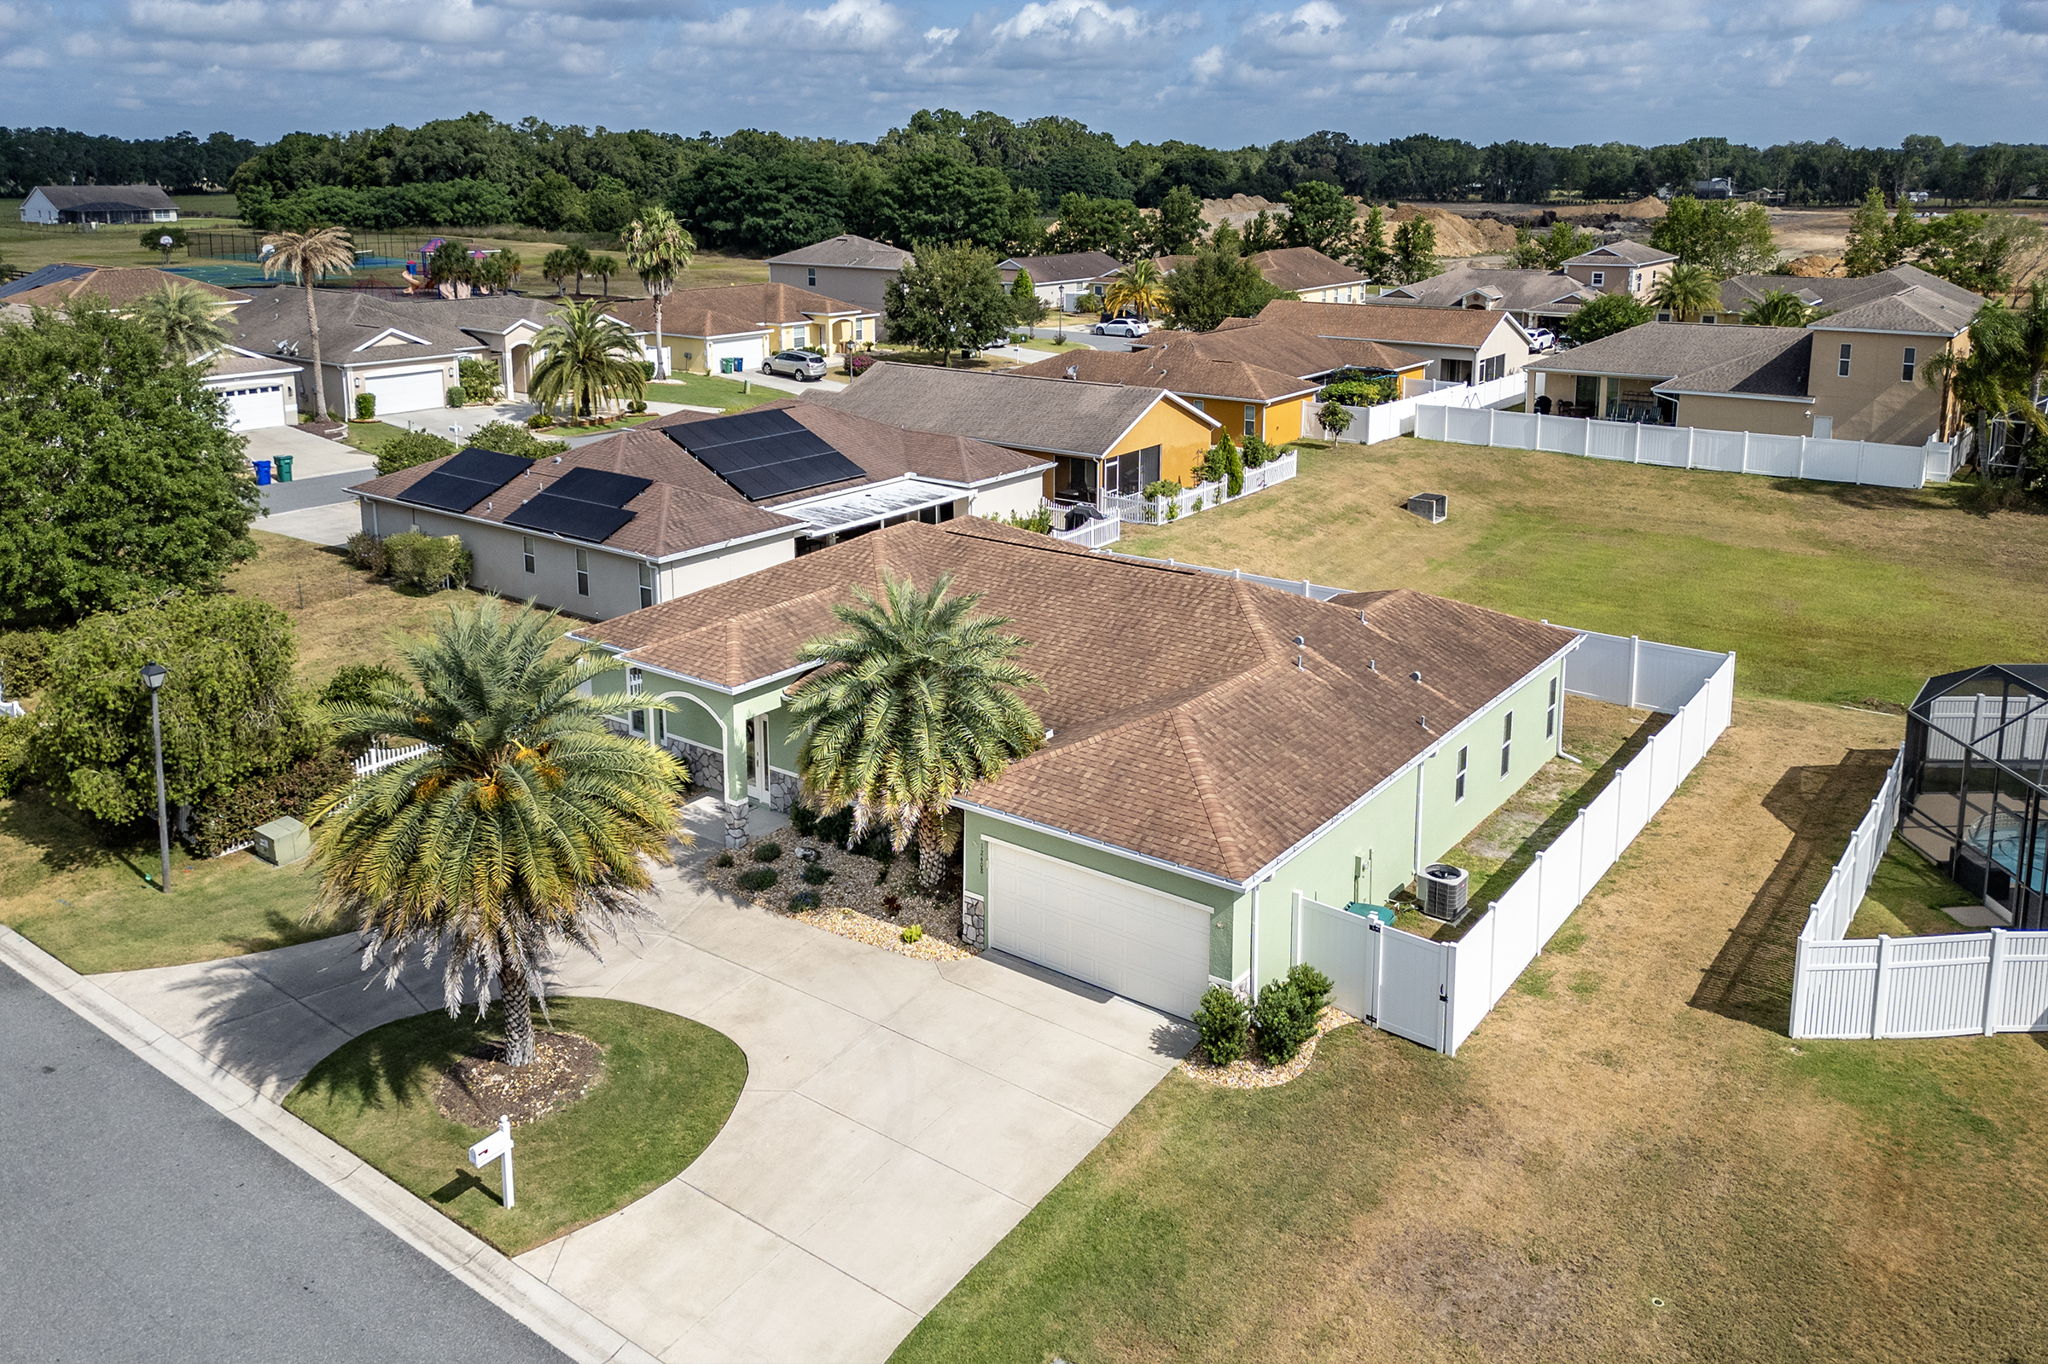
[578,518,1578,1018]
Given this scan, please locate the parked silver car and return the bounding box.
[763,349,829,380]
[1092,317,1151,338]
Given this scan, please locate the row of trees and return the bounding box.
[0,126,255,196]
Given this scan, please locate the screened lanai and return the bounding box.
[1899,665,2048,930]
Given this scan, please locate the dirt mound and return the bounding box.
[1200,194,1285,227]
[1783,253,1844,278]
[1383,203,1519,258]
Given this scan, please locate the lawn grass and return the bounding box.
[341,420,412,457]
[284,998,747,1254]
[646,374,780,411]
[895,698,2048,1364]
[0,195,242,273]
[1118,438,2048,707]
[1846,837,1982,936]
[1016,337,1089,353]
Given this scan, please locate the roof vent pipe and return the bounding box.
[1418,715,1431,731]
[1411,670,1423,683]
[1294,634,1307,670]
[1063,365,1079,380]
[1368,659,1377,672]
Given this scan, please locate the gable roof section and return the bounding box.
[1003,339,1316,403]
[1381,265,1599,313]
[585,518,1578,883]
[1717,263,1984,332]
[1813,285,1979,336]
[1248,246,1366,293]
[28,184,179,212]
[0,262,249,307]
[1563,239,1676,267]
[231,289,501,359]
[1000,251,1123,283]
[809,362,1214,457]
[1136,325,1429,379]
[767,234,912,270]
[1253,298,1526,351]
[1528,321,1812,399]
[608,282,877,340]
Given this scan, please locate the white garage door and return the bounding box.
[219,383,291,431]
[986,840,1213,1017]
[361,368,445,415]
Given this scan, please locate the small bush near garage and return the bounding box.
[373,428,458,476]
[1286,963,1334,1016]
[382,532,471,593]
[751,840,783,863]
[1252,977,1319,1065]
[1193,986,1251,1066]
[801,863,834,886]
[736,866,779,893]
[354,392,377,421]
[458,358,501,405]
[445,385,468,409]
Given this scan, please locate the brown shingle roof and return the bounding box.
[587,519,1577,883]
[0,263,248,308]
[1254,298,1524,350]
[766,234,912,270]
[1003,339,1316,403]
[1527,321,1812,399]
[1563,239,1676,267]
[810,362,1214,457]
[348,400,1046,558]
[1247,247,1365,293]
[1000,251,1123,284]
[1134,325,1429,380]
[608,282,876,339]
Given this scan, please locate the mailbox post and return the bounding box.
[468,1116,515,1209]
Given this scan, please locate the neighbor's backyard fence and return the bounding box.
[1790,748,2048,1040]
[1333,373,1526,446]
[1416,403,1964,489]
[1104,451,1298,526]
[352,741,433,776]
[1280,627,1736,1054]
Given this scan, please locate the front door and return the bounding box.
[746,715,771,801]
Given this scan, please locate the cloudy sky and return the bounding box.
[3,0,2044,148]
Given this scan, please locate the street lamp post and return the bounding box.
[140,662,170,894]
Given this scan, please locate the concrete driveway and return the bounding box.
[94,870,1189,1364]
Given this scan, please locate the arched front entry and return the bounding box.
[507,343,533,398]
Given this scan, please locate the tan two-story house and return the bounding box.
[1560,240,1677,301]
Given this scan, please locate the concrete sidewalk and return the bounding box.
[93,868,1190,1364]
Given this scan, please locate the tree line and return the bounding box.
[0,126,256,196]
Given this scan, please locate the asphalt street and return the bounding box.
[0,962,571,1364]
[261,470,362,514]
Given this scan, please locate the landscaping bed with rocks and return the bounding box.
[700,834,978,963]
[1178,1006,1356,1090]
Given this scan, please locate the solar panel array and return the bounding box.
[663,409,863,502]
[503,464,652,543]
[394,447,532,514]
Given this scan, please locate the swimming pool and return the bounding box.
[1969,815,2046,893]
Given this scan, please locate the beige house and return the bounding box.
[1247,299,1536,384]
[1377,265,1599,335]
[1702,263,1979,327]
[1154,246,1372,304]
[1560,240,1677,300]
[609,282,882,376]
[348,401,1051,620]
[766,235,912,322]
[998,251,1123,309]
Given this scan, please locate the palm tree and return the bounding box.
[133,281,228,362]
[586,253,620,298]
[788,575,1042,889]
[261,225,355,419]
[312,601,687,1068]
[541,248,574,296]
[622,207,695,379]
[1648,263,1721,322]
[565,243,594,296]
[1739,289,1819,327]
[1104,259,1168,319]
[1929,291,2048,479]
[529,299,648,423]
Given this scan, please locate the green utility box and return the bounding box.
[253,815,312,866]
[1344,901,1395,927]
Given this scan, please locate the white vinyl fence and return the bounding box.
[352,741,433,776]
[1416,403,1965,489]
[1789,749,2048,1040]
[1287,629,1738,1054]
[1334,372,1526,445]
[1047,512,1121,549]
[1105,451,1297,525]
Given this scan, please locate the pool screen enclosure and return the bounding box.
[1899,664,2048,929]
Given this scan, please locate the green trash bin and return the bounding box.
[275,454,294,482]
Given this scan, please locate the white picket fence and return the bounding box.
[352,741,433,776]
[1287,629,1738,1055]
[1417,402,1964,489]
[1105,451,1297,525]
[1789,748,2048,1040]
[1048,514,1121,549]
[1334,372,1527,445]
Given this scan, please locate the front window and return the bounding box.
[1701,315,1717,324]
[1837,342,1852,378]
[1590,270,1605,286]
[806,267,816,288]
[638,561,655,609]
[1243,407,1257,438]
[1902,347,1917,382]
[575,548,590,597]
[1454,746,1469,802]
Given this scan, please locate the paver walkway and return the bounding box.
[95,861,1189,1363]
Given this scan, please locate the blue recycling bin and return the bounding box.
[252,458,272,486]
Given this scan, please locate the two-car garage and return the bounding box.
[359,367,448,417]
[983,840,1215,1018]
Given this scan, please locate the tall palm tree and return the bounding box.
[312,601,687,1067]
[586,253,620,298]
[529,299,648,423]
[789,575,1042,889]
[1738,289,1819,327]
[1104,259,1168,319]
[133,281,229,362]
[1648,263,1721,322]
[260,225,355,419]
[622,207,695,378]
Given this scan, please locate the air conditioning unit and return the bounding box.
[1407,492,1448,524]
[1418,863,1470,921]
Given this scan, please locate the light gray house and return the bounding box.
[766,235,912,326]
[19,184,179,224]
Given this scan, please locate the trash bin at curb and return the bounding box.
[252,458,272,485]
[276,454,294,482]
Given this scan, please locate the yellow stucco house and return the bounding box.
[608,282,882,377]
[1007,340,1320,445]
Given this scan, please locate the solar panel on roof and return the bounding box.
[393,446,531,514]
[663,409,861,501]
[546,466,651,508]
[503,497,635,543]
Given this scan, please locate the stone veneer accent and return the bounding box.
[960,891,985,947]
[768,769,801,813]
[722,801,750,848]
[665,737,724,796]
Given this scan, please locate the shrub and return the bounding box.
[0,715,31,797]
[458,357,500,405]
[1193,985,1251,1066]
[846,353,877,379]
[445,385,468,409]
[319,662,405,709]
[1286,962,1334,1018]
[373,428,458,476]
[0,628,56,698]
[900,924,924,944]
[468,419,565,460]
[525,412,556,430]
[882,894,902,916]
[640,361,657,381]
[788,802,819,836]
[713,850,735,868]
[788,889,821,911]
[1251,978,1318,1065]
[801,863,834,885]
[185,749,354,859]
[354,392,376,420]
[382,531,471,592]
[627,399,647,413]
[1316,399,1353,438]
[1197,432,1236,486]
[736,866,779,892]
[1319,375,1397,407]
[751,840,783,863]
[1142,478,1181,504]
[342,531,389,576]
[1241,434,1276,469]
[1000,507,1054,534]
[1009,331,1028,344]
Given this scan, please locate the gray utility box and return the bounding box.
[253,815,312,866]
[1407,492,1448,524]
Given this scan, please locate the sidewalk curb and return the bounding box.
[0,927,660,1364]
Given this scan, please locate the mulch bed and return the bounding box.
[699,835,978,963]
[1176,1006,1357,1090]
[433,1030,606,1127]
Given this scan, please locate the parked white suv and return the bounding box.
[1093,317,1151,338]
[763,349,829,380]
[1523,327,1557,352]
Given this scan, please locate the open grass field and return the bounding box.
[1120,438,2048,707]
[0,194,241,273]
[285,998,747,1255]
[896,696,2048,1364]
